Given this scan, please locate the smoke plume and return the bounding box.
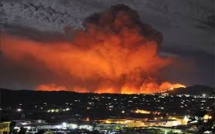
[1,5,185,94]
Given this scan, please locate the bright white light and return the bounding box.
[55,125,62,129]
[61,122,67,128]
[68,124,78,129]
[202,94,206,98]
[172,121,179,126]
[37,120,42,123]
[14,127,20,130]
[204,131,212,134]
[17,108,22,112]
[14,127,20,132]
[183,116,189,123]
[79,125,93,130]
[21,122,28,125]
[24,126,31,130]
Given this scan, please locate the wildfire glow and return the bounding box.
[36,83,67,92]
[1,5,186,94]
[36,82,186,94]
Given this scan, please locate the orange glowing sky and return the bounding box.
[1,5,186,94]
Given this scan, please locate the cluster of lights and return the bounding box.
[100,117,186,128]
[60,123,92,130]
[203,114,212,120]
[47,108,70,113]
[134,109,151,114]
[134,109,160,114]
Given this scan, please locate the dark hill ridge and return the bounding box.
[164,85,215,95]
[0,85,214,106]
[0,88,127,106]
[0,88,93,106]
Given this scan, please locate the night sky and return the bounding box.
[0,0,214,92]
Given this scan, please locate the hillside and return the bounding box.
[165,85,215,96]
[0,85,214,106]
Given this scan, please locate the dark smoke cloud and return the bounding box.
[83,4,163,45]
[0,0,214,90]
[1,4,187,93]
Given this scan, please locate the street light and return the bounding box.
[17,108,22,112]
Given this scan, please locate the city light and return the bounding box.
[134,109,151,114]
[203,114,212,120]
[0,0,214,134]
[61,122,67,128]
[17,108,22,112]
[68,124,78,129]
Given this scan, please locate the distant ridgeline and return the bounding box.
[163,85,215,95]
[0,85,214,105]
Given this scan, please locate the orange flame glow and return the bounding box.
[36,82,186,94]
[36,83,67,91]
[1,5,186,94]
